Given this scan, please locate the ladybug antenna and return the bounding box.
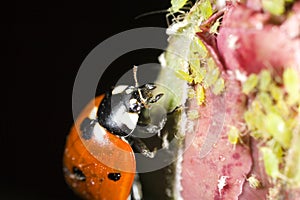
[133,65,147,105]
[133,65,139,88]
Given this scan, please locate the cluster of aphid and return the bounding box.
[163,0,225,106]
[242,68,300,188]
[177,55,225,106]
[261,0,296,15]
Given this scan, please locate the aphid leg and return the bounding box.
[172,10,187,23]
[185,1,193,8]
[130,137,157,158]
[166,12,175,26]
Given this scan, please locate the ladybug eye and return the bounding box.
[144,83,156,90]
[129,99,141,113]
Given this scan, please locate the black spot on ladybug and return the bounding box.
[72,167,86,181]
[100,178,104,183]
[80,118,97,140]
[108,173,121,181]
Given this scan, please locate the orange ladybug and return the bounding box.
[63,83,163,200]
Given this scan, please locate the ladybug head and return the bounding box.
[97,83,164,137]
[128,83,164,113]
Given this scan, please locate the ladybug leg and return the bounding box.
[136,109,151,127]
[167,105,182,115]
[129,137,157,158]
[129,173,143,200]
[149,93,164,103]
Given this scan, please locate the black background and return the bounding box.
[9,0,171,199]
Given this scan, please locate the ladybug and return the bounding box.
[63,82,165,200]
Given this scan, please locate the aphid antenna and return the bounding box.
[135,9,169,20]
[135,4,192,26]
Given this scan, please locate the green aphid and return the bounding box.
[284,128,300,187]
[192,37,208,58]
[228,126,240,145]
[272,141,284,162]
[170,0,189,13]
[206,57,216,71]
[209,17,222,35]
[259,70,272,91]
[257,92,273,112]
[193,67,206,84]
[188,49,200,70]
[187,38,210,85]
[283,68,300,105]
[275,98,290,118]
[251,100,266,130]
[187,110,200,120]
[189,57,202,84]
[199,0,213,20]
[189,57,200,73]
[261,147,280,179]
[212,77,225,95]
[203,68,220,88]
[242,74,258,95]
[244,103,269,139]
[264,112,291,148]
[189,58,200,74]
[269,83,283,101]
[189,37,208,59]
[176,70,194,83]
[196,85,205,105]
[265,139,284,163]
[262,0,285,16]
[187,88,196,99]
[250,130,266,139]
[244,110,255,131]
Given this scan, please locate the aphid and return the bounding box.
[262,0,285,16]
[196,85,205,105]
[264,112,290,148]
[187,88,196,98]
[199,0,213,20]
[242,74,258,95]
[212,77,225,95]
[209,17,222,35]
[187,110,200,120]
[135,0,191,25]
[258,70,271,91]
[246,174,262,189]
[170,0,190,14]
[176,69,194,83]
[203,58,220,88]
[228,126,240,146]
[260,147,280,179]
[283,68,300,105]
